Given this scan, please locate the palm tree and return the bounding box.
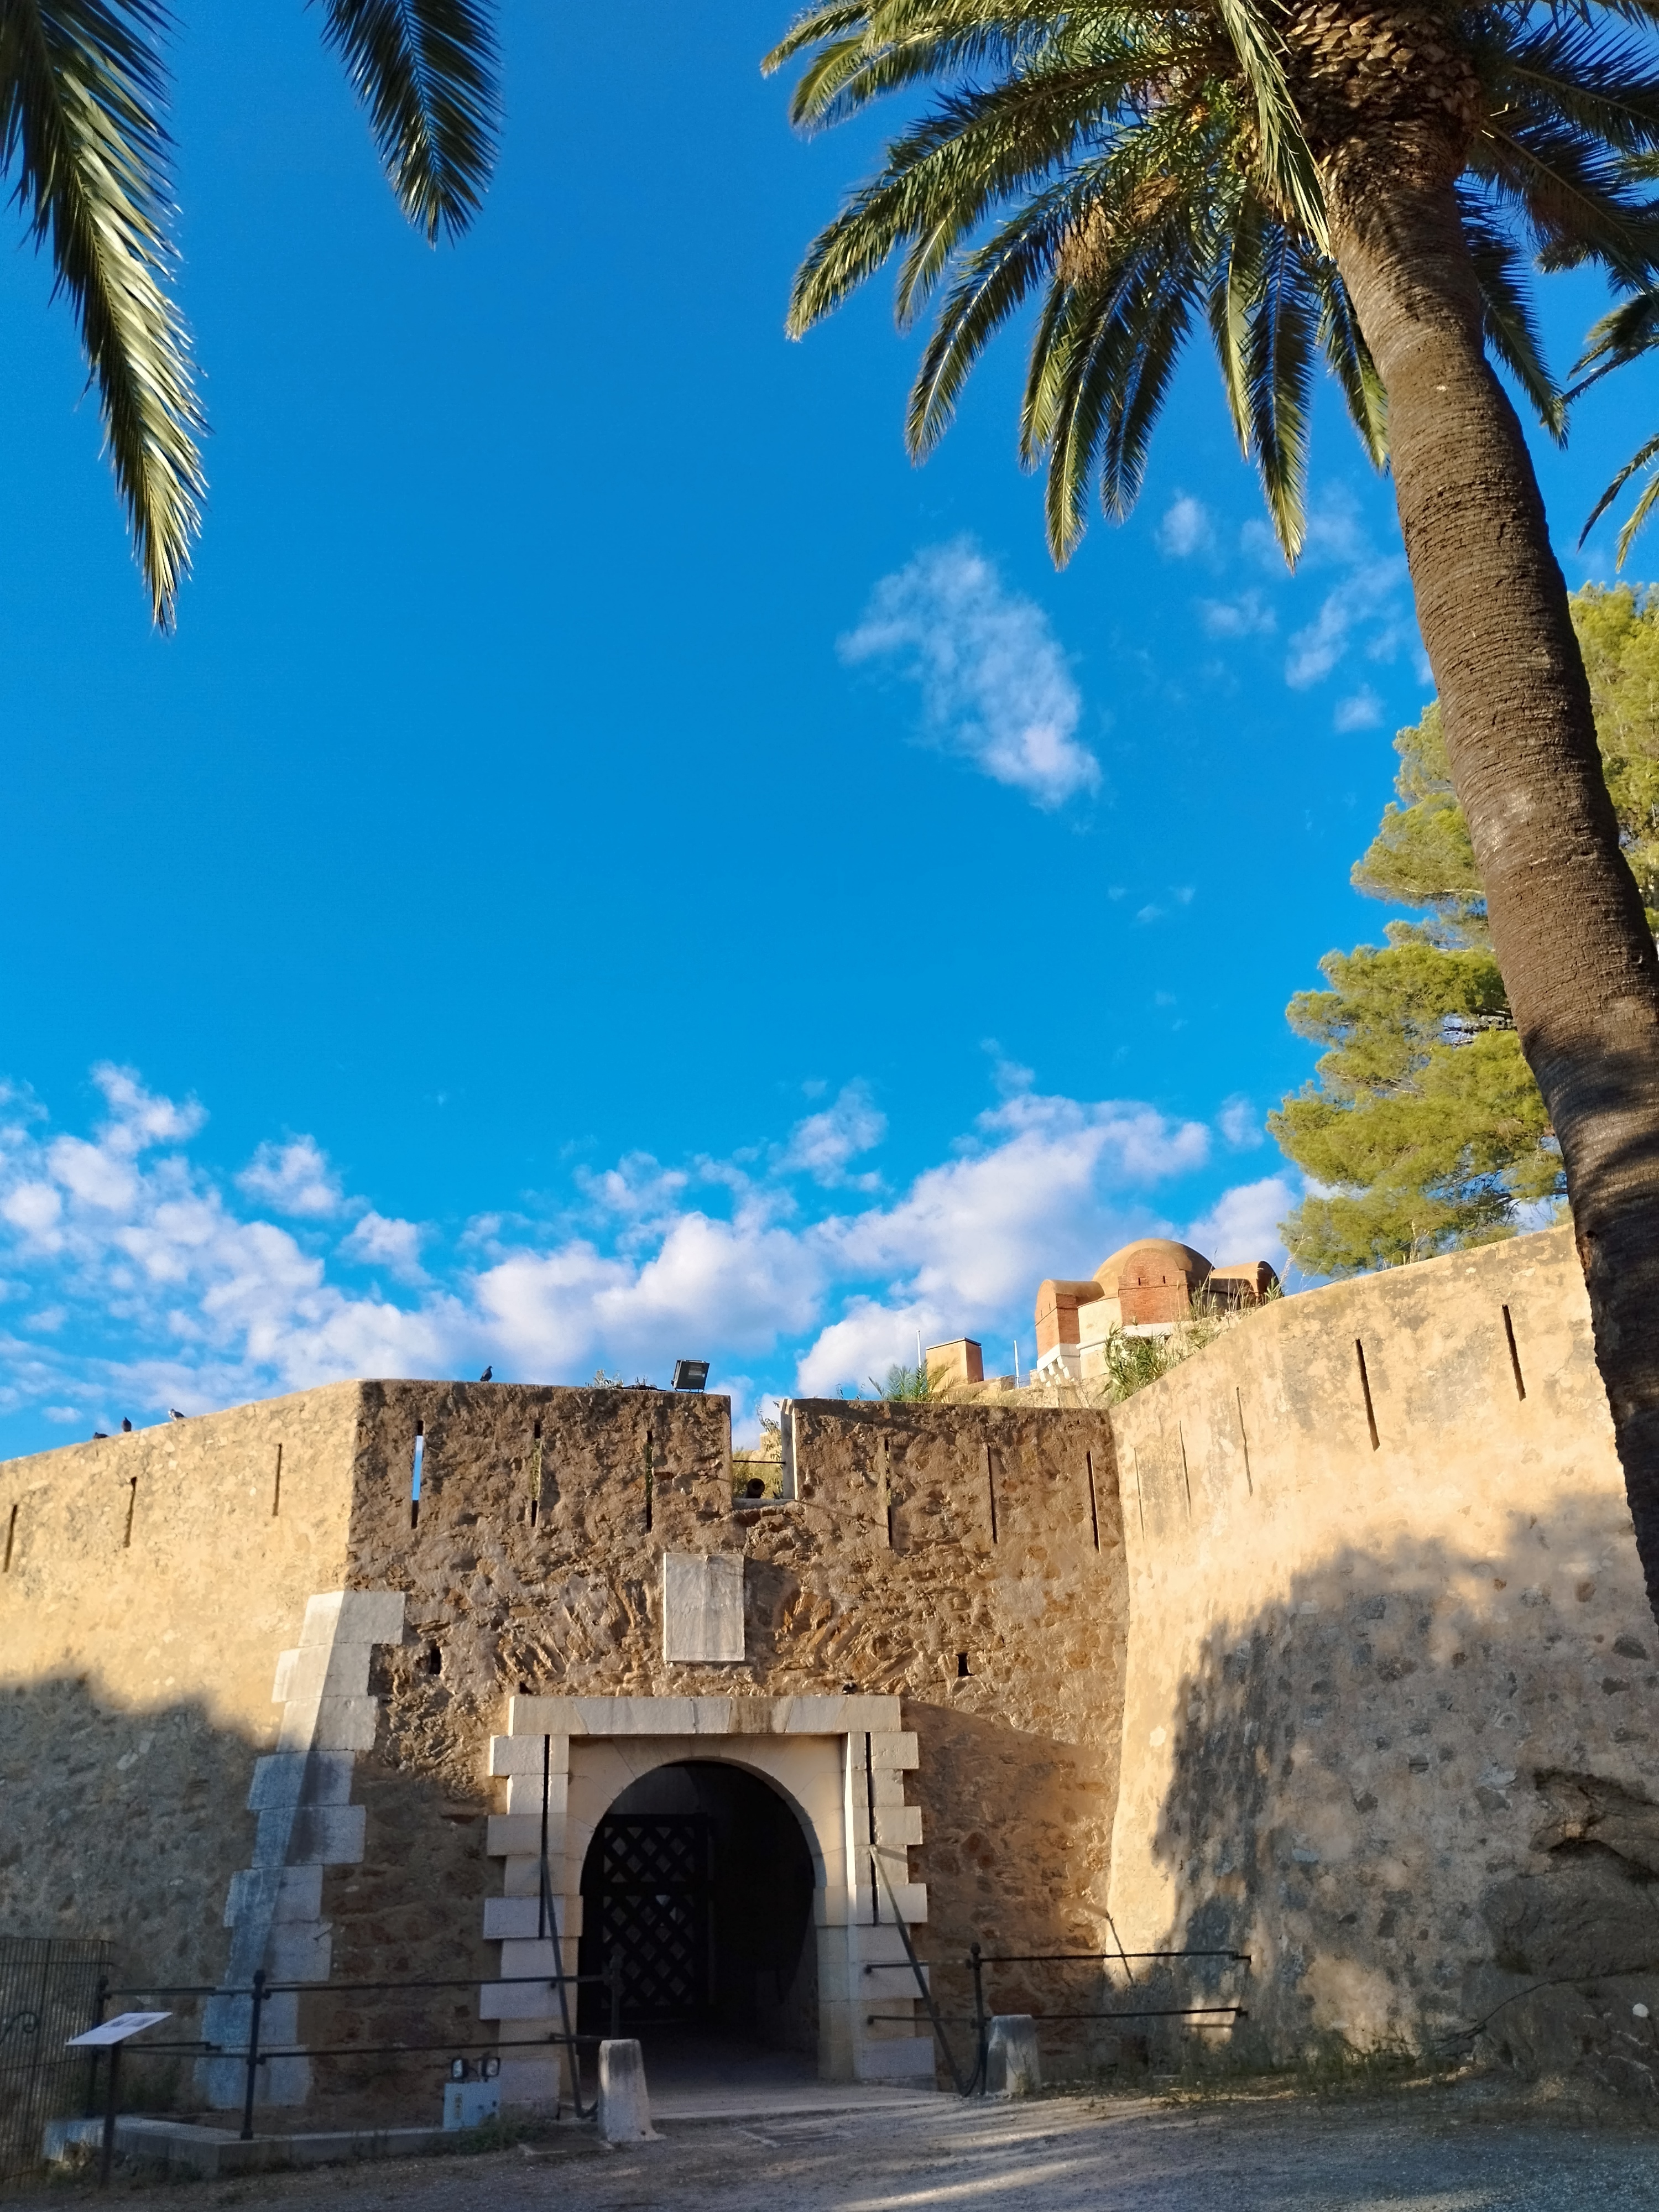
[2,0,499,626]
[765,0,1659,1619]
[1573,289,1659,561]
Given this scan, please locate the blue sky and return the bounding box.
[0,1,1646,1451]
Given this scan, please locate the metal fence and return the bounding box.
[0,1938,109,2185]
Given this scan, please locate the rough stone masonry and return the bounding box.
[1,1223,1655,2115]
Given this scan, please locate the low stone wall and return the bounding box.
[1106,1226,1659,2093]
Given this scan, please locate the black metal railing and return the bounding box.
[0,1936,111,2184]
[864,1936,1252,2095]
[86,1957,627,2145]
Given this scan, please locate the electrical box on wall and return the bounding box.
[442,2078,501,2131]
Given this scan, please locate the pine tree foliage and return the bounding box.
[1272,583,1659,1275]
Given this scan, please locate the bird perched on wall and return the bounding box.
[92,1431,107,1440]
[121,1418,132,1433]
[168,1407,186,1422]
[479,1365,493,1383]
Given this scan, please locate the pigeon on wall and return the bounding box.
[479,1365,493,1383]
[168,1408,186,1422]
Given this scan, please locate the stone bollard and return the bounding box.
[984,2014,1041,2097]
[597,2039,658,2143]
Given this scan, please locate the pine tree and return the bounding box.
[1272,583,1659,1273]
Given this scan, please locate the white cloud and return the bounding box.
[237,1137,345,1219]
[0,1063,1254,1436]
[1218,1097,1265,1150]
[841,539,1100,808]
[340,1212,429,1285]
[778,1083,886,1188]
[1186,1176,1296,1266]
[1285,497,1413,690]
[1334,687,1384,732]
[1157,495,1213,558]
[1198,589,1275,638]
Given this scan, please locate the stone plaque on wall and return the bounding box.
[661,1552,744,1662]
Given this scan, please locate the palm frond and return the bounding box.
[1580,426,1659,544]
[317,0,499,244]
[1458,196,1566,437]
[1311,259,1388,468]
[0,0,204,624]
[1208,0,1325,247]
[1473,114,1659,279]
[1569,282,1659,399]
[1241,223,1317,558]
[1616,459,1659,564]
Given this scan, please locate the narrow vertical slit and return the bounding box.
[123,1478,137,1550]
[863,1733,880,1924]
[270,1443,283,1519]
[1130,1446,1145,1536]
[886,1503,895,1549]
[644,1434,654,1534]
[1178,1425,1192,1520]
[985,1446,999,1545]
[956,1652,970,1679]
[410,1425,424,1531]
[3,1503,15,1572]
[529,1428,542,1529]
[1085,1451,1100,1552]
[1502,1306,1527,1400]
[1355,1339,1380,1450]
[1235,1388,1253,1495]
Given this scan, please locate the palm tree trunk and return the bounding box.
[1326,165,1659,1616]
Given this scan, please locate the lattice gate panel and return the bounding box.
[593,1814,709,2025]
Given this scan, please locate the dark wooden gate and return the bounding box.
[590,1813,710,2026]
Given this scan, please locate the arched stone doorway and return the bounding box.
[577,1760,818,2084]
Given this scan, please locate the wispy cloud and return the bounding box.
[841,538,1100,808]
[1157,494,1214,558]
[0,1062,1284,1438]
[1333,687,1384,732]
[1198,589,1276,638]
[237,1136,346,1219]
[1186,1175,1296,1267]
[1284,497,1414,690]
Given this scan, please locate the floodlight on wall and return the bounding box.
[671,1359,709,1392]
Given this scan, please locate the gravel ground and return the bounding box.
[14,2085,1659,2212]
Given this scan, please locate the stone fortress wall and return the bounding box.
[1107,1224,1659,2090]
[0,1219,1652,2110]
[0,1380,1123,2120]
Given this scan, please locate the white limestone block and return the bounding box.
[489,1732,568,1775]
[479,1980,556,2021]
[859,2035,937,2080]
[291,1804,367,1865]
[487,1814,546,1857]
[598,2039,658,2143]
[985,2014,1042,2096]
[662,1554,744,1663]
[506,1769,567,1817]
[869,1730,920,1770]
[498,1938,561,1976]
[312,1695,380,1752]
[267,1923,332,1981]
[301,1588,406,1647]
[226,1863,322,1928]
[482,1895,545,1940]
[272,1650,299,1703]
[874,1804,923,1848]
[275,1641,373,1704]
[496,2055,560,2114]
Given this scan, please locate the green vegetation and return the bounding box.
[1271,584,1659,1275]
[872,1361,932,1402]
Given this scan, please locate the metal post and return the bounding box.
[968,1943,988,2097]
[97,2039,120,2188]
[607,1949,623,2041]
[84,1975,109,2118]
[240,1970,265,2142]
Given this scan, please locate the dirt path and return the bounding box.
[16,2087,1659,2211]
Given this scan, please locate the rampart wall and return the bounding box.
[1107,1224,1659,2090]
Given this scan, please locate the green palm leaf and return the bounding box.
[0,0,204,625]
[317,0,500,244]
